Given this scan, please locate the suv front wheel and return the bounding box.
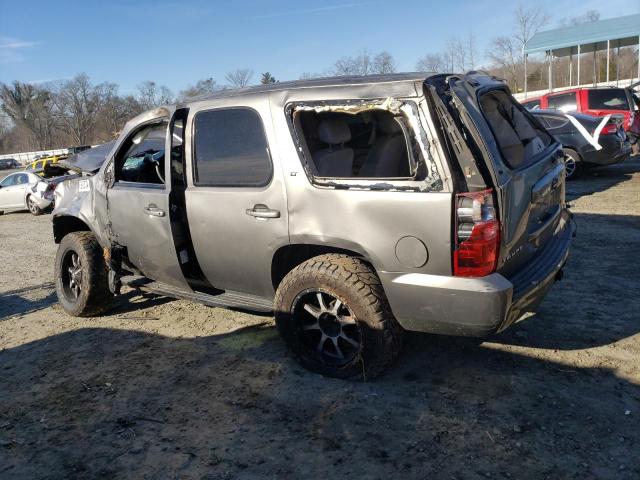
[54,232,113,316]
[274,254,403,380]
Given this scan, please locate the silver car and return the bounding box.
[51,73,575,379]
[0,171,56,216]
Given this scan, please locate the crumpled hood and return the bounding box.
[58,141,116,173]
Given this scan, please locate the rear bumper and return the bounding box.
[583,138,631,166]
[32,194,53,209]
[380,210,576,337]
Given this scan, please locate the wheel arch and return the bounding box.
[562,146,583,161]
[271,243,375,291]
[53,215,92,244]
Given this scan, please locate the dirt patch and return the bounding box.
[1,159,639,479]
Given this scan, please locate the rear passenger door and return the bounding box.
[184,101,288,298]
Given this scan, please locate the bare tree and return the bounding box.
[180,78,221,100]
[52,74,108,146]
[560,10,600,26]
[0,81,56,150]
[513,4,550,51]
[486,4,550,92]
[334,50,397,76]
[416,53,445,73]
[137,81,174,110]
[98,83,141,141]
[443,38,457,72]
[225,69,254,88]
[334,50,372,76]
[372,51,396,74]
[452,36,469,72]
[467,32,477,71]
[487,36,519,90]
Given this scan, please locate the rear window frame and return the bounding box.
[191,106,274,189]
[284,98,443,192]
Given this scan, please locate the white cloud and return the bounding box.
[0,37,38,64]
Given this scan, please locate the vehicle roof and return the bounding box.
[181,72,435,104]
[543,86,628,96]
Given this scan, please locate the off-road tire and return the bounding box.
[562,148,582,180]
[55,232,113,317]
[27,195,43,216]
[274,254,403,380]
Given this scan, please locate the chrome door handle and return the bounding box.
[144,204,165,217]
[246,204,280,219]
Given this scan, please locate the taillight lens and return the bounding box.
[454,189,500,277]
[43,183,55,200]
[600,123,618,135]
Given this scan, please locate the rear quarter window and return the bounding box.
[542,115,569,130]
[480,90,552,170]
[588,89,630,110]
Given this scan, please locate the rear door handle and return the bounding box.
[144,204,165,217]
[246,204,280,219]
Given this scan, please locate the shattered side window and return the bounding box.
[291,99,441,189]
[115,122,168,184]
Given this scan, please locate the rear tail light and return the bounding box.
[600,123,618,135]
[43,183,55,200]
[454,189,500,277]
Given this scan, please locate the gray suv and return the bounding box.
[52,73,575,379]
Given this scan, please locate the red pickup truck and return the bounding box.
[521,86,640,131]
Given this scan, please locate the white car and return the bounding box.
[0,171,57,216]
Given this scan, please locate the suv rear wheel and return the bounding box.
[274,254,403,380]
[54,232,113,316]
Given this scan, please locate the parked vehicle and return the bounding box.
[26,154,68,171]
[0,169,73,215]
[67,145,92,156]
[520,97,541,110]
[521,87,638,131]
[531,110,631,178]
[51,73,575,379]
[0,158,20,170]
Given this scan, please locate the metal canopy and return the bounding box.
[524,13,640,56]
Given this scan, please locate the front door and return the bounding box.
[0,173,28,209]
[184,101,288,298]
[106,116,189,290]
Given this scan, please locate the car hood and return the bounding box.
[58,141,115,173]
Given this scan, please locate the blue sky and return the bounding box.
[1,0,639,94]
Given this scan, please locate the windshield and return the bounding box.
[588,89,630,110]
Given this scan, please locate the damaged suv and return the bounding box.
[52,73,575,379]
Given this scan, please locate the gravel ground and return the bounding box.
[1,159,639,479]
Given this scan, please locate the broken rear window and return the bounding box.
[290,100,440,188]
[480,90,551,170]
